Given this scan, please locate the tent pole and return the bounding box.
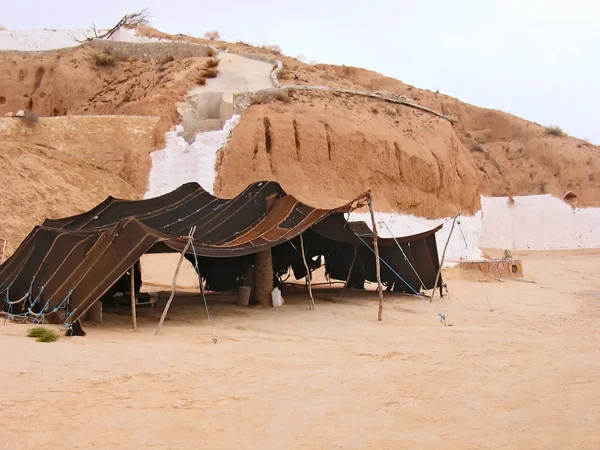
[155,226,196,335]
[339,245,358,297]
[430,215,458,303]
[299,234,315,310]
[130,263,137,331]
[367,194,384,321]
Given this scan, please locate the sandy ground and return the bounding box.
[1,250,599,449]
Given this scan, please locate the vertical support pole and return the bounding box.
[155,227,195,335]
[367,194,384,321]
[299,234,315,310]
[431,215,458,302]
[339,245,358,297]
[130,263,137,331]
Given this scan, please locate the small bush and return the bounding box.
[196,76,206,85]
[92,51,116,67]
[546,125,565,137]
[27,327,58,343]
[202,68,218,78]
[205,58,220,68]
[203,30,220,40]
[261,44,282,55]
[471,144,484,152]
[205,48,215,57]
[160,55,175,65]
[251,93,267,105]
[274,90,291,103]
[235,40,251,46]
[218,43,227,50]
[22,110,39,125]
[370,106,379,114]
[277,69,293,80]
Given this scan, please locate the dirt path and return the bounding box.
[1,250,599,449]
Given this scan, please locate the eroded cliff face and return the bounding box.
[215,90,480,217]
[0,116,159,255]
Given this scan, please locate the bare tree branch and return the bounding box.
[74,9,152,43]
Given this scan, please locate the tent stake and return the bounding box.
[299,234,315,310]
[367,195,384,321]
[155,227,196,335]
[130,263,137,331]
[339,245,358,297]
[430,215,458,302]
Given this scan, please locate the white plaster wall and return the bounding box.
[348,211,484,262]
[0,28,158,51]
[145,115,240,198]
[479,195,600,250]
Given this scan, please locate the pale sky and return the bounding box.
[3,0,599,144]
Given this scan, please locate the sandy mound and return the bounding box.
[320,65,600,207]
[215,90,480,217]
[0,116,159,255]
[0,41,212,139]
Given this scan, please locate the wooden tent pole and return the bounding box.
[367,194,384,321]
[430,215,458,303]
[299,234,315,310]
[339,245,358,297]
[130,263,137,331]
[155,227,196,335]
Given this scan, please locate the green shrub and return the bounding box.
[545,125,565,137]
[27,327,58,343]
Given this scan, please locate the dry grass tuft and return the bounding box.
[370,106,379,114]
[545,125,565,137]
[195,76,206,85]
[27,327,58,343]
[205,47,216,57]
[203,30,220,40]
[274,90,291,103]
[261,44,282,55]
[205,58,220,68]
[202,68,219,78]
[92,50,119,67]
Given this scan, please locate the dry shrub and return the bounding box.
[218,43,227,50]
[370,106,379,114]
[274,90,291,103]
[296,53,307,62]
[206,47,215,57]
[203,30,220,40]
[202,68,219,78]
[261,44,282,55]
[205,58,220,68]
[27,327,58,343]
[92,50,117,67]
[235,40,251,46]
[251,93,267,105]
[277,69,294,80]
[546,125,565,137]
[471,144,485,152]
[196,76,206,85]
[22,110,39,125]
[160,55,175,65]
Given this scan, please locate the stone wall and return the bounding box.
[89,39,212,61]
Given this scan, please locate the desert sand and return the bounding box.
[1,249,598,449]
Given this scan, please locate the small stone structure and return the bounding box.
[459,259,524,279]
[88,39,212,61]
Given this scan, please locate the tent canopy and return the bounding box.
[0,181,442,329]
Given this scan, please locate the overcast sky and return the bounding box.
[3,0,599,143]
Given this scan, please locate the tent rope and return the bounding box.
[191,241,217,344]
[355,235,447,325]
[376,214,427,292]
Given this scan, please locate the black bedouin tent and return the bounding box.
[0,181,442,333]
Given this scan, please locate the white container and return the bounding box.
[271,287,282,307]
